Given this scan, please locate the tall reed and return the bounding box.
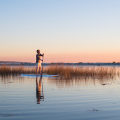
[0,65,35,76]
[44,66,117,79]
[0,65,118,79]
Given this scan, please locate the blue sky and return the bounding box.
[0,0,120,62]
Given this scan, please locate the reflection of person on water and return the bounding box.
[36,76,44,104]
[36,49,44,74]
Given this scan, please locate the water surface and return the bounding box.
[0,68,120,120]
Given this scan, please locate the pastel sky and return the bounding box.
[1,0,120,63]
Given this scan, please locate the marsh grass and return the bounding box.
[0,65,35,77]
[44,66,118,79]
[0,65,119,79]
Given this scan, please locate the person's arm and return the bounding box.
[40,53,44,56]
[40,53,44,61]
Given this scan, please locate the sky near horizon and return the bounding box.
[1,0,120,63]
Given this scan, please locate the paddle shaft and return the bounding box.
[41,55,44,74]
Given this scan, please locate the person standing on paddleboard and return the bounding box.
[36,49,44,74]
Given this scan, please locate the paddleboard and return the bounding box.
[21,74,58,78]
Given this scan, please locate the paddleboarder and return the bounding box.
[36,49,44,74]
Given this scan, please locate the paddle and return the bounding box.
[41,54,44,75]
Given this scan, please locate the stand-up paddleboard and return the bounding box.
[21,74,58,78]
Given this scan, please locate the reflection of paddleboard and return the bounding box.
[21,74,58,78]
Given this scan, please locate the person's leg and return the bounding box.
[36,63,39,74]
[38,62,42,74]
[37,63,40,74]
[39,65,41,74]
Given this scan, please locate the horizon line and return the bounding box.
[0,60,119,64]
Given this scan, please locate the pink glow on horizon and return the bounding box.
[1,53,120,63]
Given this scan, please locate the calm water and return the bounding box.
[1,68,120,120]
